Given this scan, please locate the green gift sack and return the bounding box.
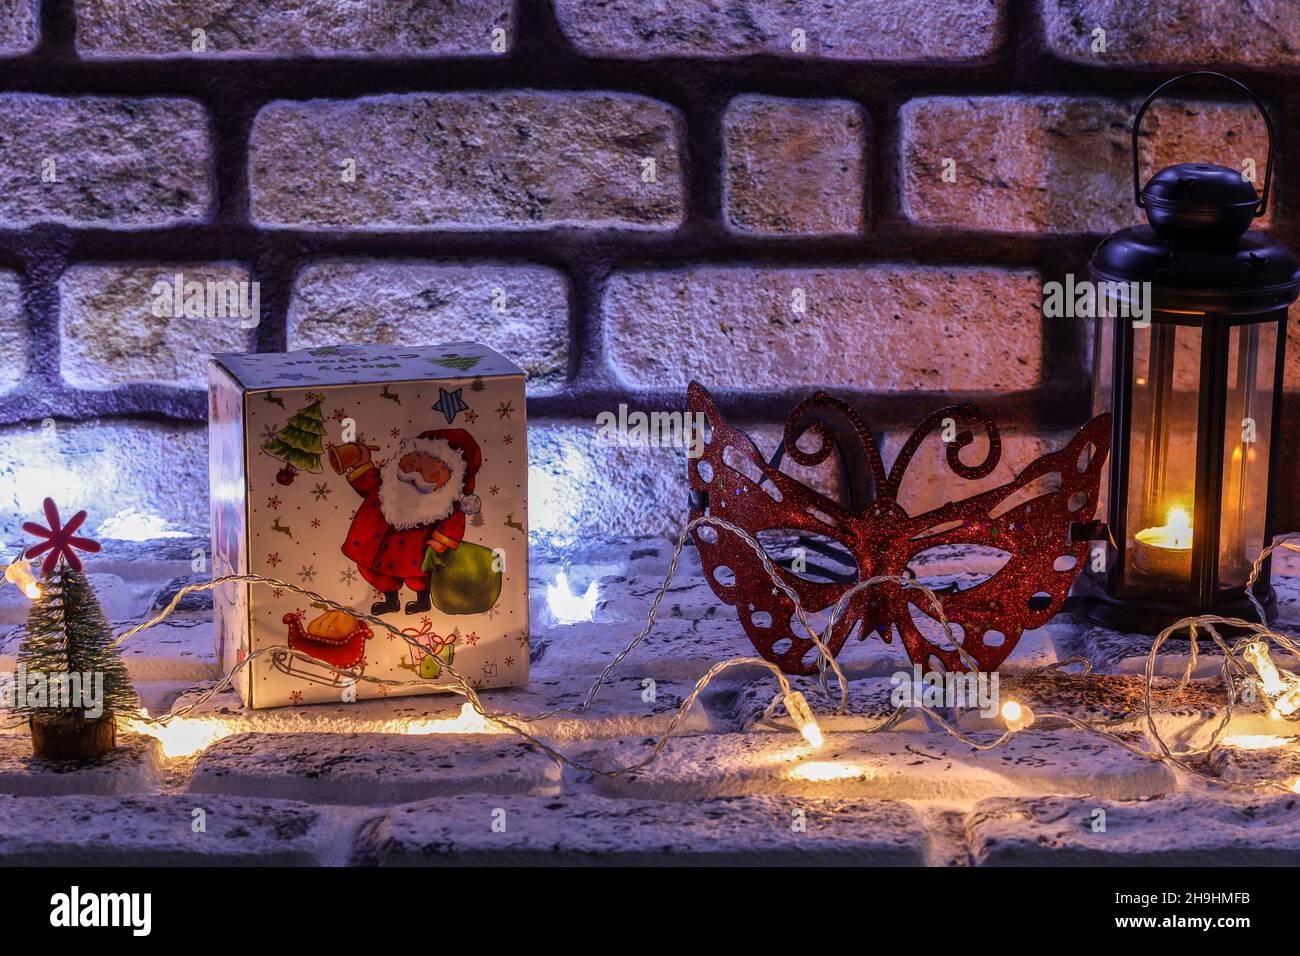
[422,541,503,615]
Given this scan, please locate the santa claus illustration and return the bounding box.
[328,428,482,616]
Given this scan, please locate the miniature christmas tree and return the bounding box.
[15,499,136,759]
[263,395,326,476]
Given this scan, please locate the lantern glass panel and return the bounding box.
[1121,321,1201,598]
[1218,319,1278,588]
[1090,309,1114,519]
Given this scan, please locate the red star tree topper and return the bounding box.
[23,498,102,575]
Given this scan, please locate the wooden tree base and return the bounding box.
[30,714,116,760]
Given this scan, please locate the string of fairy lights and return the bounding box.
[6,517,1300,790]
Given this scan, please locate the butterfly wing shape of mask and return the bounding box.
[686,381,1111,674]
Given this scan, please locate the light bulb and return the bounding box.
[1242,642,1300,717]
[1244,642,1290,697]
[1001,699,1034,732]
[3,558,41,600]
[783,690,824,749]
[1273,683,1300,718]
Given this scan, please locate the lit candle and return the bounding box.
[1134,506,1193,578]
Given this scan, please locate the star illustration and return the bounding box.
[22,498,101,574]
[432,387,470,424]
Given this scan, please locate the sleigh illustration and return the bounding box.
[280,607,374,686]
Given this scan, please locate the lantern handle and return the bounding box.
[1132,71,1275,216]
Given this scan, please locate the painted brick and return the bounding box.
[356,793,927,866]
[0,95,212,228]
[249,92,684,231]
[0,0,38,54]
[602,266,1043,391]
[581,731,1176,801]
[528,418,843,541]
[0,793,347,865]
[288,261,568,395]
[901,97,1271,233]
[0,271,25,397]
[969,793,1300,865]
[0,419,209,540]
[553,0,1004,61]
[59,264,253,390]
[724,96,867,236]
[169,672,721,741]
[189,733,562,804]
[0,735,161,796]
[1042,0,1300,67]
[75,0,511,58]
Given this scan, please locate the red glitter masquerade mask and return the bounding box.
[686,382,1112,675]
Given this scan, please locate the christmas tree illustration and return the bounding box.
[431,353,482,372]
[263,396,326,479]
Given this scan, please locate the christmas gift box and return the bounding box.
[208,342,529,708]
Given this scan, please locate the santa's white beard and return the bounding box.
[377,440,465,530]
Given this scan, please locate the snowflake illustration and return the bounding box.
[260,423,279,441]
[495,401,513,420]
[331,408,348,423]
[311,483,332,501]
[272,587,284,599]
[502,434,514,445]
[488,485,500,496]
[340,567,358,585]
[516,630,529,648]
[465,409,479,425]
[298,565,317,583]
[390,427,402,438]
[504,656,515,667]
[465,631,480,646]
[377,684,390,697]
[289,690,304,704]
[267,552,282,567]
[310,518,321,529]
[267,495,282,509]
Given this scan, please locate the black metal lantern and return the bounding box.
[1080,72,1300,633]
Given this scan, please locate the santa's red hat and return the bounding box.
[416,428,482,513]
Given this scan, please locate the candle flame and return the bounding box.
[1165,507,1192,549]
